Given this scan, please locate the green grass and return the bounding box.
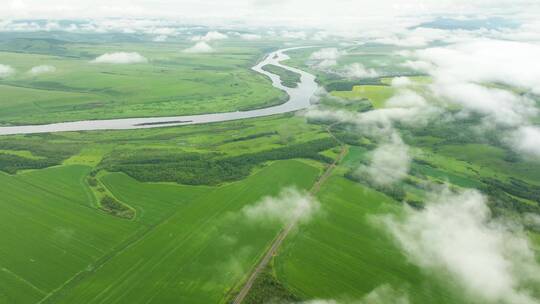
[0,41,286,125]
[262,64,301,88]
[274,175,468,303]
[0,149,43,159]
[1,33,540,304]
[46,160,319,304]
[241,266,300,304]
[332,85,395,108]
[0,165,136,299]
[0,158,320,304]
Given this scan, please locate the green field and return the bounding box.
[262,64,301,88]
[0,39,286,125]
[333,85,394,108]
[1,28,540,304]
[0,160,320,304]
[274,175,466,303]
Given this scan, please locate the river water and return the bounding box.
[0,47,318,135]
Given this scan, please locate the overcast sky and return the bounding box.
[3,0,540,29]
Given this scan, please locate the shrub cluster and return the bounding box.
[102,138,338,185]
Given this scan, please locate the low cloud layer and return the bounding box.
[92,52,148,64]
[183,41,213,53]
[416,40,540,95]
[0,64,15,78]
[401,39,540,157]
[341,63,379,79]
[29,65,56,76]
[380,188,540,304]
[310,48,346,68]
[306,88,436,131]
[237,33,261,40]
[242,187,320,225]
[511,126,540,157]
[357,133,411,186]
[192,31,228,42]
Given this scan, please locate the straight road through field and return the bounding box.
[232,125,348,304]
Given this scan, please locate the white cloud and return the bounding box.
[281,30,307,39]
[415,40,540,95]
[3,1,538,31]
[306,89,436,130]
[0,64,15,78]
[192,31,228,41]
[341,63,379,79]
[242,187,320,225]
[431,82,536,127]
[402,39,540,156]
[238,33,261,40]
[358,133,411,186]
[153,34,168,42]
[510,126,540,157]
[310,48,345,61]
[316,59,338,69]
[374,35,430,47]
[91,52,148,64]
[310,48,346,69]
[401,60,434,72]
[183,41,214,53]
[391,77,412,88]
[28,65,56,76]
[372,27,482,47]
[380,188,540,304]
[311,31,330,41]
[385,89,427,108]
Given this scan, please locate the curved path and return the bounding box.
[0,47,318,135]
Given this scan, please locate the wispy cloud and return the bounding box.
[91,52,148,64]
[379,188,540,304]
[242,187,320,226]
[183,41,214,53]
[357,132,411,186]
[28,65,56,76]
[340,63,379,79]
[401,39,540,156]
[191,31,228,42]
[310,48,346,68]
[0,64,15,78]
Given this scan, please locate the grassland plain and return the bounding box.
[0,113,334,304]
[1,36,540,304]
[0,38,287,125]
[0,159,321,304]
[236,46,540,303]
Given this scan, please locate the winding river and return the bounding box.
[0,47,318,135]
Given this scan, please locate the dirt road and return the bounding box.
[232,126,347,304]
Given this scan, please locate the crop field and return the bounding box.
[0,109,335,303]
[0,158,320,304]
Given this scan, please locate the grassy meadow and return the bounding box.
[0,37,286,125]
[0,112,333,304]
[0,31,539,304]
